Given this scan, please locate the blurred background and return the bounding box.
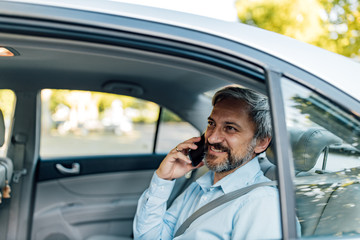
[236,0,360,61]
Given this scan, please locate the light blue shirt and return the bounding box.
[133,157,282,239]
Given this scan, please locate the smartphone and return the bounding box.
[189,134,205,166]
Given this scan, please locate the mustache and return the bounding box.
[205,142,230,153]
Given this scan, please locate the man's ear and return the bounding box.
[254,137,271,154]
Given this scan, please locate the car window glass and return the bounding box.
[0,89,16,157]
[281,78,360,238]
[40,89,199,158]
[40,89,160,157]
[156,108,200,153]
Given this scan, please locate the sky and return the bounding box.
[112,0,239,22]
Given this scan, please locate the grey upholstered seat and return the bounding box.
[289,127,342,175]
[260,127,342,179]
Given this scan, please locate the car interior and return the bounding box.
[1,2,360,239]
[0,25,268,240]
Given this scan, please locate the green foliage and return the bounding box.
[94,92,145,114]
[318,0,360,58]
[46,89,72,112]
[43,89,160,123]
[161,108,182,122]
[236,0,360,59]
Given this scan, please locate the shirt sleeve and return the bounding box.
[133,171,176,240]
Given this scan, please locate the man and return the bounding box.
[133,86,282,239]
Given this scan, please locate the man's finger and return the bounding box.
[173,152,192,164]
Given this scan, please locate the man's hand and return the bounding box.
[156,136,204,180]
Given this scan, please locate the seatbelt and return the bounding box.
[174,180,277,238]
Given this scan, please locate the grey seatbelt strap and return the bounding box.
[174,180,277,238]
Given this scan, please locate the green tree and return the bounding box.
[318,0,360,58]
[236,0,360,59]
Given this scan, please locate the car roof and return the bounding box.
[4,0,360,102]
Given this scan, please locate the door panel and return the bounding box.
[33,89,200,240]
[32,159,160,240]
[37,155,164,181]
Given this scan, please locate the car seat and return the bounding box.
[259,127,342,180]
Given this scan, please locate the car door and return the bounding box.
[32,90,200,240]
[278,76,360,238]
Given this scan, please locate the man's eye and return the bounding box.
[225,126,237,132]
[207,121,215,127]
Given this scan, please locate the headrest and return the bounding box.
[290,128,342,172]
[266,127,342,172]
[0,110,5,147]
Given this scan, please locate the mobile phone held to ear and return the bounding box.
[189,134,205,167]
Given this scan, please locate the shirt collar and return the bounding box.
[196,156,262,194]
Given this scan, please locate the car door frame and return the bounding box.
[0,9,301,239]
[265,69,298,238]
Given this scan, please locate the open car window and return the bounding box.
[281,77,360,237]
[40,89,199,158]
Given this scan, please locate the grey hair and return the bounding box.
[212,86,272,140]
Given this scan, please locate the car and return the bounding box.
[0,0,360,239]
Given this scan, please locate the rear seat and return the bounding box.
[260,127,342,178]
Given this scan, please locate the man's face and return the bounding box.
[204,98,258,173]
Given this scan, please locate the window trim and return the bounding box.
[265,68,298,239]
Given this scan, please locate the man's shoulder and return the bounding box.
[250,183,278,195]
[226,184,280,220]
[230,181,279,206]
[240,183,279,205]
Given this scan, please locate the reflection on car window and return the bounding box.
[40,89,198,158]
[0,89,15,157]
[281,78,360,237]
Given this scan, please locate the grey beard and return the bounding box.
[204,138,257,173]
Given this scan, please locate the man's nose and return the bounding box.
[207,127,224,144]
